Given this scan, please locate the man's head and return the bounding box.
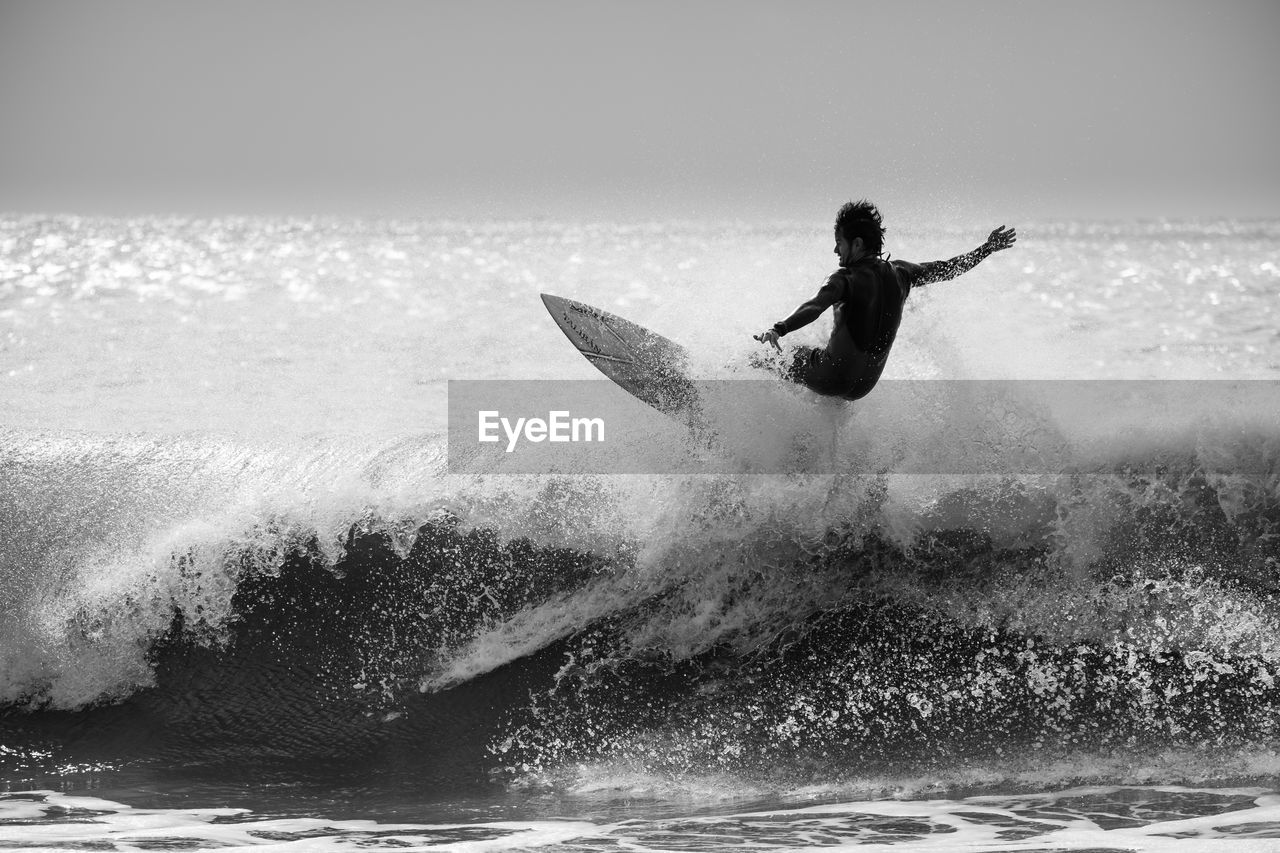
[834,200,885,262]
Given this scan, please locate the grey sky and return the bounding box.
[2,0,1277,220]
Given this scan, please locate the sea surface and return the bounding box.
[2,215,1280,850]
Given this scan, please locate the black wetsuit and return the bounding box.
[774,256,925,401]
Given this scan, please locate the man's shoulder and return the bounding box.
[886,258,925,288]
[829,262,878,279]
[820,267,853,290]
[821,265,871,305]
[830,261,887,286]
[824,266,865,295]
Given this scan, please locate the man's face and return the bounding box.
[834,233,861,265]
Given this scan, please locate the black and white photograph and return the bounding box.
[3,1,1280,849]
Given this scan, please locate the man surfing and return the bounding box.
[755,200,1017,400]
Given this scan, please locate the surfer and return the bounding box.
[754,201,1017,400]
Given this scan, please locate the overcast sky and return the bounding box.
[2,0,1277,220]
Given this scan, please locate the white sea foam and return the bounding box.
[5,786,1280,851]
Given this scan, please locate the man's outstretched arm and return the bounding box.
[911,225,1017,287]
[754,274,844,350]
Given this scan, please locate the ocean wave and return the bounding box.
[1,399,1278,789]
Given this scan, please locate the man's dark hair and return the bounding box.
[834,200,885,256]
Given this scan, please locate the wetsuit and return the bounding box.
[768,239,1001,400]
[772,257,926,401]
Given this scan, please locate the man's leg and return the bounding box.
[751,345,848,397]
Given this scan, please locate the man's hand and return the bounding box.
[983,225,1017,254]
[754,329,781,351]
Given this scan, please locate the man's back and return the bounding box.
[815,258,913,399]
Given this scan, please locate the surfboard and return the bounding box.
[540,293,702,425]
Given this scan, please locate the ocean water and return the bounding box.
[2,214,1280,850]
